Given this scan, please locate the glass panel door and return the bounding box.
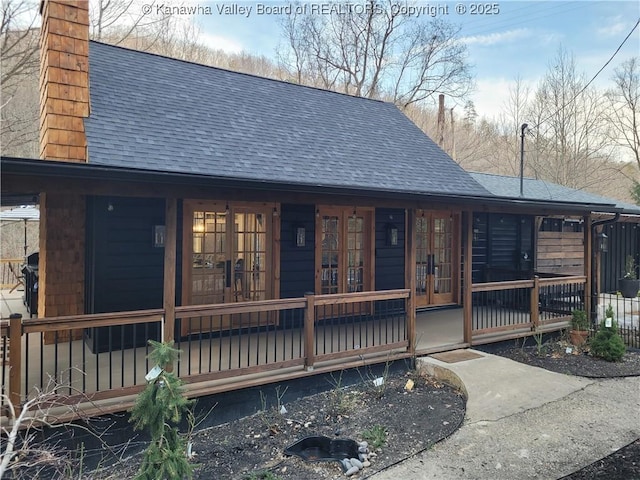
[320,215,340,294]
[192,210,227,305]
[415,211,455,306]
[317,208,372,296]
[347,216,365,292]
[415,215,430,307]
[432,214,453,304]
[184,202,274,335]
[233,210,267,301]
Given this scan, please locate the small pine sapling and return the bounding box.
[590,305,626,362]
[130,340,195,480]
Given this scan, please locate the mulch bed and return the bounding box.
[88,369,466,480]
[87,340,639,480]
[490,341,640,378]
[189,371,466,479]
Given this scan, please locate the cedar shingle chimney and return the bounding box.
[39,0,89,162]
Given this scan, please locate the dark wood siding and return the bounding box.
[87,196,165,313]
[280,204,315,298]
[471,214,488,283]
[472,213,534,283]
[601,222,640,293]
[375,208,405,291]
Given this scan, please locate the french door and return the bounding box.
[316,207,373,297]
[182,201,274,334]
[415,210,457,307]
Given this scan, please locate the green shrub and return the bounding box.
[130,341,195,480]
[571,309,589,330]
[362,425,387,449]
[589,309,626,362]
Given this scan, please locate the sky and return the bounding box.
[179,0,640,119]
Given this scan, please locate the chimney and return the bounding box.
[39,0,89,162]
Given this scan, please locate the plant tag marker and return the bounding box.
[605,317,612,328]
[565,347,573,354]
[145,364,163,382]
[373,377,384,387]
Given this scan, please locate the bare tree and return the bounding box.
[1,0,39,155]
[605,57,640,170]
[492,77,532,176]
[527,48,614,190]
[0,0,38,91]
[277,0,472,108]
[90,0,172,50]
[0,0,179,157]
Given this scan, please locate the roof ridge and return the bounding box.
[89,40,390,105]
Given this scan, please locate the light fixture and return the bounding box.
[316,208,320,218]
[153,225,166,248]
[273,206,279,217]
[386,223,398,246]
[107,202,114,212]
[596,231,608,253]
[352,208,357,220]
[224,203,230,214]
[294,224,306,247]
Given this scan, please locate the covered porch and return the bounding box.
[1,271,584,420]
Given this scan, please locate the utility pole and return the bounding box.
[520,123,528,197]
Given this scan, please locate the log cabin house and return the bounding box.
[1,0,639,419]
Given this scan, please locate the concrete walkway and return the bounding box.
[371,349,640,480]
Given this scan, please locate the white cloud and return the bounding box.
[597,16,629,37]
[461,28,531,47]
[198,32,245,54]
[470,77,538,120]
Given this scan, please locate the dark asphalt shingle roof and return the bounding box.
[470,172,640,214]
[85,41,490,198]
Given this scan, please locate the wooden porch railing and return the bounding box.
[0,258,23,291]
[1,289,410,417]
[470,275,587,341]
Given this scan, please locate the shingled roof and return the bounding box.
[85,41,489,198]
[470,172,640,214]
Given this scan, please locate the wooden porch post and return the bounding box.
[584,215,592,321]
[9,313,22,413]
[463,211,473,343]
[304,293,315,370]
[531,276,540,329]
[163,197,177,345]
[405,209,416,353]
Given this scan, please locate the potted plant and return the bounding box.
[569,309,589,346]
[618,255,640,298]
